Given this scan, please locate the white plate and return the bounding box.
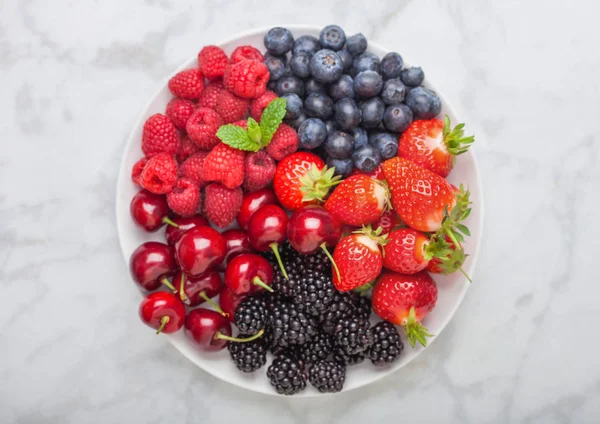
[115,25,483,397]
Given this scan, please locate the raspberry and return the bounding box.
[203,143,245,189]
[250,90,277,121]
[198,46,229,81]
[168,68,204,100]
[232,119,248,129]
[176,135,201,163]
[230,45,264,64]
[166,98,196,129]
[131,157,148,186]
[197,82,223,109]
[166,177,201,217]
[266,124,299,160]
[141,114,179,158]
[186,107,223,150]
[244,151,275,192]
[139,153,178,194]
[180,151,208,189]
[224,60,269,99]
[204,183,243,228]
[215,90,250,124]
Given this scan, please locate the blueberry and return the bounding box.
[359,97,385,128]
[264,27,294,55]
[293,35,321,56]
[352,145,381,172]
[354,71,383,98]
[334,98,361,131]
[329,74,354,101]
[319,25,346,51]
[352,127,369,149]
[304,93,334,120]
[352,52,380,75]
[282,93,303,120]
[265,56,287,81]
[383,104,413,133]
[325,131,354,159]
[305,78,327,96]
[346,33,367,56]
[298,118,328,149]
[405,87,441,120]
[338,48,353,71]
[325,120,337,135]
[267,81,277,92]
[369,132,398,159]
[286,113,308,130]
[400,67,425,87]
[265,52,288,66]
[276,76,305,97]
[380,52,404,80]
[326,157,354,178]
[309,49,344,83]
[289,53,311,78]
[380,78,406,105]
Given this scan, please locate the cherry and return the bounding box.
[185,308,264,351]
[287,206,342,279]
[224,253,274,295]
[130,189,178,232]
[129,242,178,292]
[165,215,209,247]
[139,292,186,334]
[219,229,252,271]
[247,204,289,278]
[175,226,226,276]
[219,287,248,322]
[173,270,223,308]
[237,188,278,230]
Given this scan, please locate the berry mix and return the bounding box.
[129,25,475,395]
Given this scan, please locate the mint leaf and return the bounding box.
[247,118,262,144]
[216,124,261,152]
[259,97,286,145]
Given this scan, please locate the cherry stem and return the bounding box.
[162,217,179,228]
[320,243,341,282]
[178,273,191,305]
[156,316,170,335]
[458,266,472,283]
[252,276,274,292]
[160,277,177,293]
[199,291,227,315]
[214,329,265,343]
[269,243,288,279]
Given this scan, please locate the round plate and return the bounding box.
[115,25,483,397]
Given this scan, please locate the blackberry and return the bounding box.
[267,355,307,395]
[261,291,286,313]
[272,267,302,298]
[334,349,365,366]
[297,331,334,364]
[309,360,346,393]
[228,335,268,373]
[333,317,373,355]
[299,248,331,274]
[234,297,268,335]
[318,292,359,331]
[293,270,337,316]
[368,322,404,366]
[271,302,318,347]
[354,295,372,320]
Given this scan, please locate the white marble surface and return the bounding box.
[1,0,599,422]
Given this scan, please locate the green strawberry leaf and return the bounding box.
[259,97,287,146]
[247,118,262,144]
[216,124,261,152]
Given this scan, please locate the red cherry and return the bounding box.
[130,189,178,232]
[184,308,264,351]
[224,253,274,295]
[237,188,277,230]
[139,292,186,334]
[219,229,252,271]
[219,287,248,322]
[165,215,209,247]
[129,242,178,292]
[173,270,223,307]
[247,204,289,278]
[175,226,226,276]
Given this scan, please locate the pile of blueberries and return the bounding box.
[263,25,441,176]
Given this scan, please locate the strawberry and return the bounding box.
[332,226,388,292]
[202,143,245,189]
[382,228,430,274]
[168,68,204,100]
[350,164,384,180]
[398,115,474,178]
[372,270,438,347]
[426,235,467,277]
[204,183,243,228]
[273,152,340,211]
[373,209,404,234]
[324,175,389,227]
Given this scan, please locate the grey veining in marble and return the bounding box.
[1,0,599,422]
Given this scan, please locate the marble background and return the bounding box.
[1,0,598,422]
